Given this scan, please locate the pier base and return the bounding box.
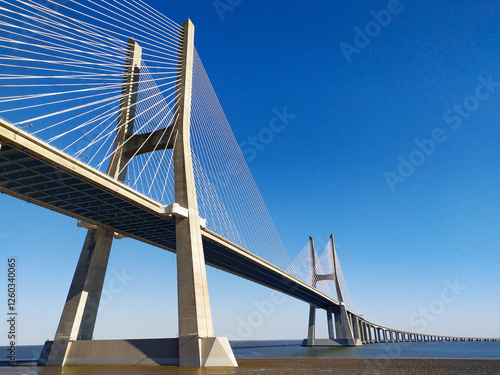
[38,337,237,367]
[302,338,347,347]
[301,338,362,347]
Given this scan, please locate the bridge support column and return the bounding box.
[360,320,366,343]
[327,308,335,340]
[351,314,361,342]
[365,323,370,343]
[38,228,114,366]
[306,305,316,342]
[173,19,236,367]
[334,311,341,338]
[302,305,341,347]
[360,322,365,343]
[334,304,361,346]
[358,319,364,343]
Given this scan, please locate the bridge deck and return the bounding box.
[1,119,496,343]
[0,119,340,312]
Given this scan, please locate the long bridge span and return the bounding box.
[0,0,496,368]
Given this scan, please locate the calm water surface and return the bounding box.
[1,341,499,374]
[231,339,500,359]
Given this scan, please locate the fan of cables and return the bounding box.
[0,0,295,270]
[0,0,182,203]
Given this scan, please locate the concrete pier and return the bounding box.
[171,18,235,367]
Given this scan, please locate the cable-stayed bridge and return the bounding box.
[0,0,495,367]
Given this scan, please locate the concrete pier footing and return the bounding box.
[38,337,236,367]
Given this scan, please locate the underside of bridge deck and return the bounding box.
[0,129,341,313]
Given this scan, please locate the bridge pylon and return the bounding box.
[172,19,236,367]
[38,19,236,368]
[302,235,362,347]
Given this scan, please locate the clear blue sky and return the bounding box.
[1,0,499,345]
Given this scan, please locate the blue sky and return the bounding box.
[1,0,500,345]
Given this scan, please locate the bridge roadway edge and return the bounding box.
[0,118,344,311]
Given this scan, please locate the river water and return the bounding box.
[1,340,499,374]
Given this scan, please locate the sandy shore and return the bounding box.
[3,358,500,375]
